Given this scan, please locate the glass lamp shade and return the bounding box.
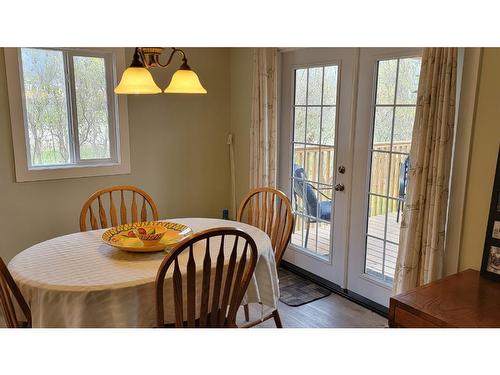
[164,69,207,94]
[114,67,161,94]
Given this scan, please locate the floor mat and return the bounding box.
[278,267,331,307]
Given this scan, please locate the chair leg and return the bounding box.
[243,304,250,322]
[396,201,401,223]
[272,309,283,328]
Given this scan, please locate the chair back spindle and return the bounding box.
[79,185,159,232]
[237,187,294,266]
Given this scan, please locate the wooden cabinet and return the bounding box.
[389,269,500,328]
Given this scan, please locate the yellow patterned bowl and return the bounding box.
[102,221,193,252]
[133,225,168,246]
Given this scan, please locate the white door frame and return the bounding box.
[444,48,482,276]
[278,48,358,288]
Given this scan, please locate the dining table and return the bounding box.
[8,217,280,328]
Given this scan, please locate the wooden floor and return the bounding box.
[236,295,388,328]
[291,212,401,281]
[0,291,388,329]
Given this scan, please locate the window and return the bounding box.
[365,56,421,283]
[4,48,130,181]
[290,65,338,259]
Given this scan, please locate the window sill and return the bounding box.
[28,161,120,171]
[15,162,131,182]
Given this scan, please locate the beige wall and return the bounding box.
[0,47,231,262]
[459,48,500,271]
[229,48,253,215]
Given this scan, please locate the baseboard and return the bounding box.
[280,260,389,318]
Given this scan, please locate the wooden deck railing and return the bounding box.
[294,141,411,216]
[370,142,411,216]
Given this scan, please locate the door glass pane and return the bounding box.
[304,145,319,183]
[317,221,331,257]
[384,242,398,281]
[369,151,389,195]
[396,58,421,104]
[367,195,387,239]
[323,66,338,105]
[20,48,71,166]
[293,143,306,170]
[375,59,397,105]
[73,55,111,160]
[321,107,336,146]
[365,236,385,277]
[295,69,307,105]
[292,214,305,246]
[388,154,409,199]
[291,64,338,259]
[293,107,306,143]
[364,56,421,283]
[306,107,321,144]
[319,147,334,185]
[373,107,393,144]
[393,106,416,147]
[307,67,323,105]
[385,198,402,244]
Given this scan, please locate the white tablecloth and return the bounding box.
[8,218,279,327]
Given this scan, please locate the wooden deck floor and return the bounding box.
[291,212,401,281]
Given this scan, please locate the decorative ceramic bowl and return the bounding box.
[102,221,193,252]
[132,225,168,246]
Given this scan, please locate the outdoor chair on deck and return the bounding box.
[396,156,410,223]
[292,164,332,248]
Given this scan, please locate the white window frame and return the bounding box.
[4,47,130,182]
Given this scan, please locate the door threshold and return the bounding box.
[280,260,389,318]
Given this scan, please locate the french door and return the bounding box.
[279,48,422,306]
[348,48,422,306]
[279,48,357,287]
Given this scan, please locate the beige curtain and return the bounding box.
[250,48,278,189]
[393,48,458,294]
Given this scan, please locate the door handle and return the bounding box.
[334,183,345,192]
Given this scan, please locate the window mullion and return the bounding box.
[104,53,118,163]
[66,52,81,164]
[61,52,76,164]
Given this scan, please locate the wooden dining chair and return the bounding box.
[0,257,31,328]
[155,227,258,328]
[237,187,294,327]
[80,185,159,232]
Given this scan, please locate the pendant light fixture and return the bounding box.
[114,47,207,95]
